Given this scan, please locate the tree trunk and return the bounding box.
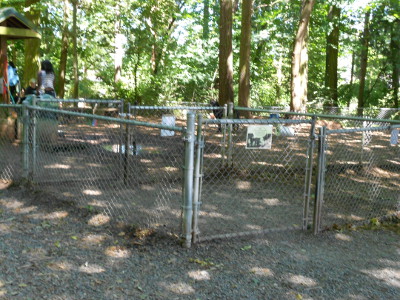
[72,0,79,99]
[357,10,370,116]
[58,0,69,99]
[219,0,234,106]
[23,0,41,89]
[290,0,315,113]
[114,5,123,84]
[324,5,340,106]
[391,18,400,108]
[238,0,252,116]
[203,0,210,40]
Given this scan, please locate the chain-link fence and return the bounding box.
[1,101,195,245]
[128,104,224,125]
[0,104,22,185]
[192,116,315,242]
[1,101,399,246]
[313,125,400,231]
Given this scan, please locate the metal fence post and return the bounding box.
[31,96,38,178]
[22,101,30,181]
[313,126,327,234]
[221,104,228,166]
[182,112,195,248]
[192,113,204,243]
[123,113,131,184]
[227,102,234,166]
[303,115,317,230]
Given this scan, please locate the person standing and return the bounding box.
[37,60,56,97]
[7,61,20,103]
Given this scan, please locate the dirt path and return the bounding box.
[0,186,399,300]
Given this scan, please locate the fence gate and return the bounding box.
[192,116,316,242]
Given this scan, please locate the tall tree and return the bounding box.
[290,0,315,113]
[324,5,340,106]
[357,9,370,116]
[71,0,79,98]
[58,0,69,99]
[390,2,400,108]
[114,3,123,84]
[219,0,234,106]
[203,0,210,40]
[23,0,41,88]
[238,0,253,114]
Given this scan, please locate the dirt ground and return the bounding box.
[0,184,399,300]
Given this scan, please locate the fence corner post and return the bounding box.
[182,112,195,248]
[313,126,327,234]
[22,101,30,181]
[192,113,204,244]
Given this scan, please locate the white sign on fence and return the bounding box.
[246,125,273,149]
[161,114,175,136]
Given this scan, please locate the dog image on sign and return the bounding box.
[246,125,273,149]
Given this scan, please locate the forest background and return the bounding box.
[1,0,400,115]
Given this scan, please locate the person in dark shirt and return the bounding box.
[25,78,37,95]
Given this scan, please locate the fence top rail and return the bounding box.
[202,118,313,125]
[26,104,185,132]
[129,105,216,111]
[0,103,21,109]
[235,107,400,124]
[36,98,123,104]
[326,124,400,134]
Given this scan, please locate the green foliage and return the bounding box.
[2,0,398,109]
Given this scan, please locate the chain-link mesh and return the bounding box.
[26,106,185,235]
[320,125,400,229]
[196,117,314,241]
[128,105,221,125]
[0,105,22,184]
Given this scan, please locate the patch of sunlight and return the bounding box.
[250,267,274,277]
[30,211,69,220]
[335,233,353,242]
[161,282,195,295]
[263,198,282,206]
[88,200,109,208]
[0,199,24,209]
[0,224,11,234]
[246,224,263,230]
[47,261,74,271]
[104,246,131,258]
[377,259,400,267]
[329,213,364,221]
[188,270,210,281]
[14,206,37,214]
[79,263,105,274]
[86,163,101,167]
[0,289,6,297]
[44,164,71,169]
[62,192,74,197]
[140,159,153,163]
[236,181,251,190]
[362,268,400,288]
[83,189,102,196]
[164,167,179,172]
[88,214,110,226]
[81,234,108,245]
[287,274,317,287]
[141,185,156,191]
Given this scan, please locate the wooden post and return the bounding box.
[0,36,9,104]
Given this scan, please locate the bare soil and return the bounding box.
[1,185,399,300]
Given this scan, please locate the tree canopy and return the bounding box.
[2,0,399,110]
